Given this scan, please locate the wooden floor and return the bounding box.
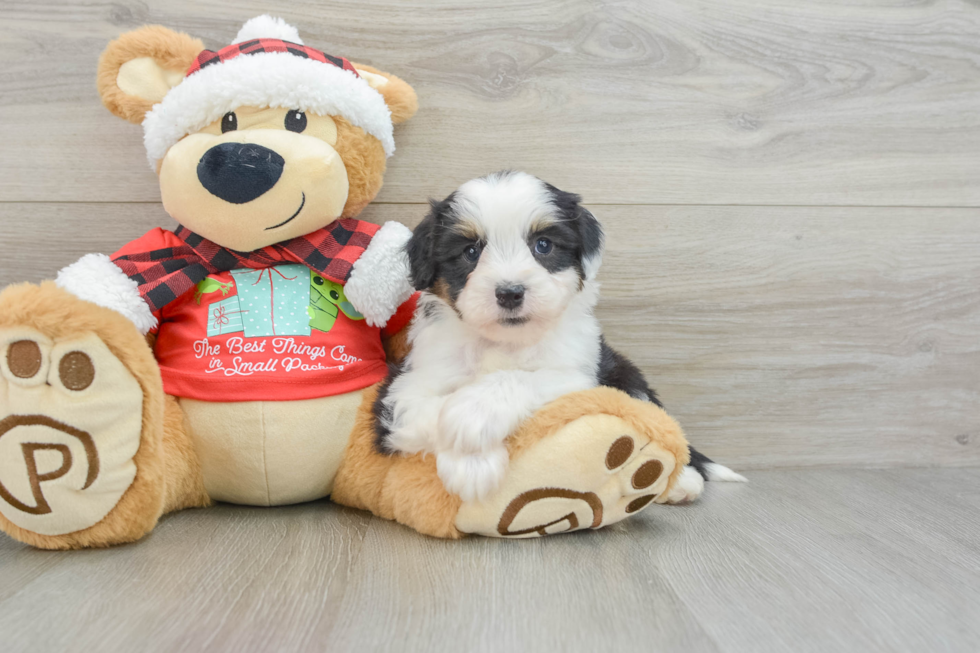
[0,468,977,653]
[1,1,979,651]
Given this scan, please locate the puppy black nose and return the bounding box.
[197,143,285,204]
[495,284,525,310]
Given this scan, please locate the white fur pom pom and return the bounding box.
[234,15,303,45]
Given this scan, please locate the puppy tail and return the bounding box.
[689,446,748,483]
[703,462,748,483]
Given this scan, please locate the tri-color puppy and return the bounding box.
[375,171,745,501]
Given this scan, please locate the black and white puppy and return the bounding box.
[376,171,745,501]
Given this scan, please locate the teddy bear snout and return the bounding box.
[196,142,285,204]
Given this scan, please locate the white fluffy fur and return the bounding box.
[234,15,303,44]
[582,250,603,282]
[662,465,705,504]
[55,254,157,334]
[704,462,748,483]
[142,46,394,166]
[383,173,603,501]
[344,221,415,327]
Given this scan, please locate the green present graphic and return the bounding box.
[231,265,312,338]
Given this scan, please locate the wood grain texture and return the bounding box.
[1,4,977,652]
[1,202,976,469]
[1,0,980,205]
[0,503,374,652]
[1,469,978,652]
[595,204,980,469]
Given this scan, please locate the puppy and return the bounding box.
[375,171,745,501]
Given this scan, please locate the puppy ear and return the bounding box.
[545,181,605,282]
[97,26,204,124]
[351,63,419,125]
[406,200,443,290]
[576,206,604,281]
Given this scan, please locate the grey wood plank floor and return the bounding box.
[1,468,977,653]
[1,2,978,651]
[2,0,980,205]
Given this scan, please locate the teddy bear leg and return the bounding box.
[0,282,208,550]
[333,385,689,539]
[159,394,211,515]
[455,387,690,537]
[332,385,464,539]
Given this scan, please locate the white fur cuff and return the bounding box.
[55,254,157,334]
[344,221,414,328]
[142,51,395,167]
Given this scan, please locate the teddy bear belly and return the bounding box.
[178,390,363,506]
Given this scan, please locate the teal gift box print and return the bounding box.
[230,265,312,338]
[207,295,247,337]
[197,265,364,338]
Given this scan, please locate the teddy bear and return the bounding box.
[0,16,692,549]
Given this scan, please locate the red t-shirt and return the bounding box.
[113,229,416,402]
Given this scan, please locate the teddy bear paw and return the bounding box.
[454,413,679,538]
[0,328,144,538]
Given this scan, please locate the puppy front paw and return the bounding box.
[380,395,445,454]
[437,448,509,502]
[658,465,705,505]
[436,386,512,453]
[385,426,430,455]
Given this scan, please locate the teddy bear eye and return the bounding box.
[329,290,341,300]
[313,276,324,286]
[221,112,237,133]
[285,110,307,133]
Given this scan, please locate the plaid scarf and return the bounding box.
[112,220,379,313]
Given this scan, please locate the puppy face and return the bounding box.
[407,172,603,344]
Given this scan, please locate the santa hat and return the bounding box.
[141,16,395,167]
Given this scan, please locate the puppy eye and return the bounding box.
[285,110,307,133]
[221,112,238,133]
[463,244,482,262]
[534,237,553,255]
[329,290,341,300]
[313,276,324,286]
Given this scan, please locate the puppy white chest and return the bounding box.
[475,347,527,375]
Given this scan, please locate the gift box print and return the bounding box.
[207,295,247,337]
[230,264,312,338]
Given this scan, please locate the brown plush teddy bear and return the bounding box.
[0,17,693,549]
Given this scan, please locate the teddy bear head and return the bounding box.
[96,16,417,252]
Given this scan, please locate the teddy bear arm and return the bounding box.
[55,253,156,334]
[343,222,415,327]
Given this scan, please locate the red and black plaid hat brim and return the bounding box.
[186,38,359,78]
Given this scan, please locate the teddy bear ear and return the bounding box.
[97,25,204,124]
[351,63,419,125]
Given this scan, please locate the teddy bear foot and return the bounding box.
[0,326,149,547]
[454,388,690,538]
[0,283,198,549]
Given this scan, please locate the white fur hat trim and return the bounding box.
[141,17,394,167]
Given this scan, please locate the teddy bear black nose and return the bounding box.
[197,143,285,204]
